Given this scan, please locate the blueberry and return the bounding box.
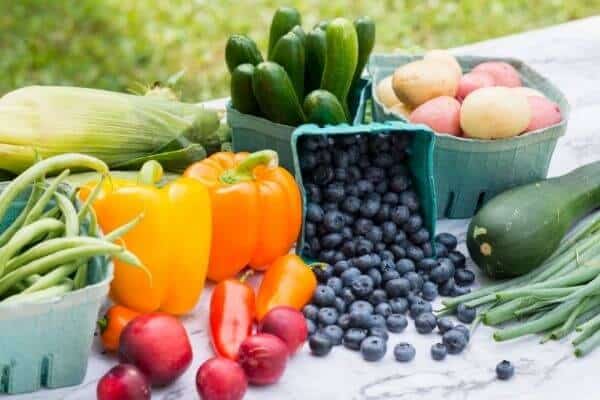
[422,242,434,257]
[439,278,456,297]
[316,149,332,164]
[390,175,410,192]
[301,137,320,151]
[385,278,411,298]
[375,204,391,224]
[341,241,357,258]
[396,258,415,274]
[421,281,438,301]
[343,328,368,351]
[415,312,437,334]
[433,242,448,258]
[334,297,346,313]
[341,268,361,286]
[321,325,344,346]
[496,360,515,380]
[386,314,408,333]
[437,317,454,334]
[304,184,321,203]
[389,297,409,314]
[364,166,385,183]
[455,269,475,286]
[390,205,410,225]
[333,151,350,168]
[323,210,345,232]
[341,196,361,214]
[347,165,361,180]
[400,191,419,212]
[457,304,476,323]
[306,203,324,223]
[452,285,471,296]
[318,307,339,326]
[312,285,336,307]
[443,329,468,354]
[351,275,375,298]
[430,259,455,283]
[306,319,317,335]
[366,226,383,244]
[418,258,437,273]
[345,185,359,199]
[337,313,351,330]
[382,269,401,282]
[370,314,387,329]
[448,250,466,268]
[360,199,380,218]
[375,181,388,194]
[373,153,395,168]
[303,304,319,320]
[341,226,353,240]
[356,180,374,196]
[454,324,470,341]
[380,259,395,273]
[354,218,373,235]
[313,165,334,186]
[301,153,318,170]
[349,300,374,315]
[403,215,423,234]
[431,343,448,361]
[360,336,387,362]
[367,268,383,288]
[406,245,425,262]
[355,240,374,258]
[382,192,399,205]
[390,245,406,260]
[394,230,407,244]
[313,264,335,283]
[435,233,458,251]
[411,228,430,245]
[369,327,389,341]
[379,222,397,244]
[394,342,416,362]
[407,293,421,305]
[334,168,348,182]
[375,302,392,317]
[409,298,432,319]
[305,222,317,239]
[309,333,333,356]
[321,233,343,250]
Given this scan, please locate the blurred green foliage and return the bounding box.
[1,0,599,101]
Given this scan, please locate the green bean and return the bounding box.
[0,218,64,277]
[0,244,127,296]
[496,287,581,302]
[0,182,42,247]
[543,297,595,342]
[73,263,88,290]
[23,263,79,293]
[574,328,600,357]
[53,192,78,237]
[23,169,70,225]
[484,298,533,325]
[0,280,73,305]
[77,174,105,223]
[0,154,108,223]
[41,206,61,219]
[103,213,144,242]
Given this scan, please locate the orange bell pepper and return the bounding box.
[183,150,301,282]
[79,161,212,315]
[256,254,318,320]
[98,304,141,352]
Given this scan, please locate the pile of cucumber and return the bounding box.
[226,7,375,126]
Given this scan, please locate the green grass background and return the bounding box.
[1,1,599,101]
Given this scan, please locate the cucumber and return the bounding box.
[271,32,305,101]
[315,20,330,30]
[252,62,305,126]
[291,25,306,46]
[304,28,326,95]
[351,16,376,93]
[268,7,302,60]
[303,90,347,126]
[320,18,358,119]
[467,161,600,279]
[230,63,261,116]
[225,35,263,72]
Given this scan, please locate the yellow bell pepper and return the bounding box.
[79,161,211,315]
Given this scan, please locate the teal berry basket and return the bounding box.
[228,78,369,172]
[290,121,437,259]
[0,183,112,395]
[366,54,570,219]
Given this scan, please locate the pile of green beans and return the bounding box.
[0,154,144,306]
[439,212,600,358]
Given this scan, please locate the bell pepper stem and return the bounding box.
[308,262,329,271]
[220,150,278,184]
[138,160,164,185]
[239,269,254,283]
[97,316,108,333]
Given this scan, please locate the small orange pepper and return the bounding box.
[255,254,319,320]
[184,150,302,282]
[98,304,140,352]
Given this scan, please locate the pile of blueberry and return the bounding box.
[298,133,476,362]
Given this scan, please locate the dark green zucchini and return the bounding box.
[304,28,326,95]
[467,161,600,279]
[230,63,261,116]
[267,7,302,59]
[271,32,305,101]
[252,61,305,126]
[303,90,347,125]
[225,35,263,72]
[351,16,376,94]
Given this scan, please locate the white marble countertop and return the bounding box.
[16,16,600,400]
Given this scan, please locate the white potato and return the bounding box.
[424,49,463,80]
[375,76,401,108]
[392,60,459,108]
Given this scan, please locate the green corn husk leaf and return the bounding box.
[0,86,222,174]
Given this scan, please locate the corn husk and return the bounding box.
[0,86,223,174]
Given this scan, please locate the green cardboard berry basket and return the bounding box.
[0,184,112,395]
[228,78,368,172]
[366,54,570,219]
[289,121,438,258]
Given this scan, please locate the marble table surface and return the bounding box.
[16,16,600,400]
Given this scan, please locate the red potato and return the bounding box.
[196,357,248,400]
[472,61,522,87]
[237,334,288,386]
[97,364,151,400]
[119,313,193,387]
[259,306,308,355]
[409,96,462,136]
[526,96,562,132]
[456,72,495,101]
